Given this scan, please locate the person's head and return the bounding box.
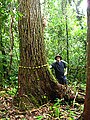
[55,55,62,62]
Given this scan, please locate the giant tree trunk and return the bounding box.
[17,0,66,109]
[83,0,90,119]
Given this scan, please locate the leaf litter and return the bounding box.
[0,89,84,120]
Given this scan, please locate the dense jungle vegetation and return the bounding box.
[0,0,87,91]
[0,0,87,119]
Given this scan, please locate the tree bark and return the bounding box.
[83,0,90,119]
[17,0,67,109]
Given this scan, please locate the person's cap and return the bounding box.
[55,54,62,60]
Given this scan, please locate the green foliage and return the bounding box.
[6,87,17,96]
[0,0,87,91]
[0,0,19,87]
[49,97,84,119]
[35,115,44,120]
[50,98,62,118]
[0,0,86,119]
[44,0,86,85]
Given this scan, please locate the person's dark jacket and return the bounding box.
[51,61,66,84]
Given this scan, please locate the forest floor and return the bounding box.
[0,88,84,120]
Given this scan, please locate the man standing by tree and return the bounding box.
[51,55,67,85]
[17,0,70,109]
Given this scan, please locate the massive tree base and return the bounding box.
[13,83,75,111]
[17,0,75,111]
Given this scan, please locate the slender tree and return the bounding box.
[0,1,10,84]
[83,0,90,119]
[17,0,67,109]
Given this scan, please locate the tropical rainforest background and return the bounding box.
[0,0,87,90]
[0,0,87,119]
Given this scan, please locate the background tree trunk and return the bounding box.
[83,0,90,119]
[17,0,66,109]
